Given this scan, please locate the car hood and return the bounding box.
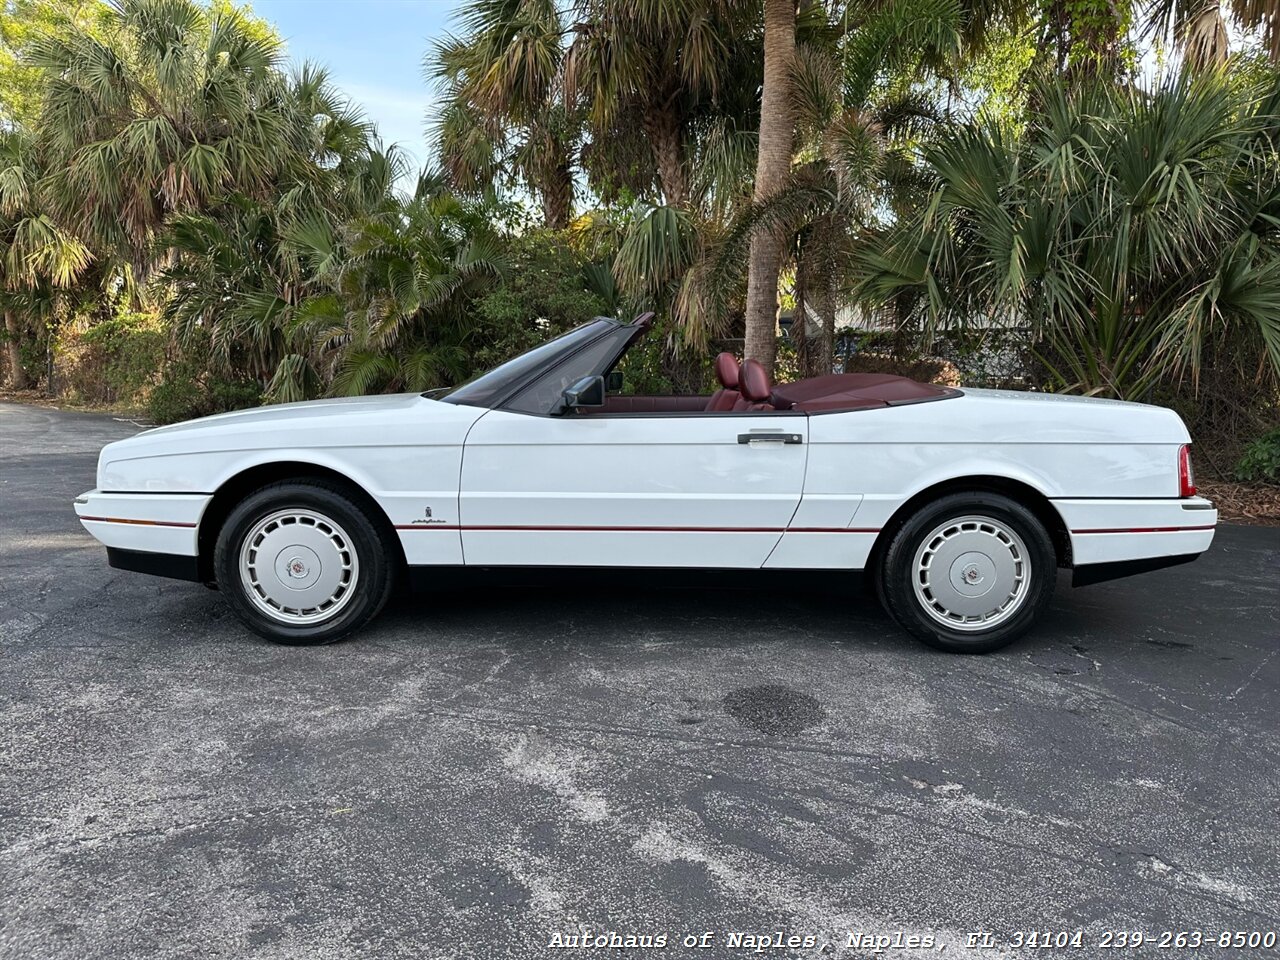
[139,392,431,437]
[95,394,489,491]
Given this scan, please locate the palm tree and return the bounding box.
[712,0,982,376]
[0,127,91,388]
[287,173,509,397]
[162,139,410,400]
[1147,0,1280,70]
[432,0,577,229]
[164,196,306,386]
[854,71,1280,398]
[565,0,760,209]
[786,0,978,373]
[742,0,797,377]
[24,0,359,271]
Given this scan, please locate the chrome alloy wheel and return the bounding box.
[911,515,1031,632]
[238,508,360,625]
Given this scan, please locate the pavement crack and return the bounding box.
[1228,648,1277,701]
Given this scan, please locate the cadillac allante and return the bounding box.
[74,314,1216,653]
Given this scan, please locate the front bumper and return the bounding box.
[1053,496,1217,585]
[74,489,210,558]
[105,547,203,582]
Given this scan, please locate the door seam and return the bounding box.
[455,409,491,565]
[760,416,811,568]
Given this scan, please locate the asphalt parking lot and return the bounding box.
[1,401,1278,960]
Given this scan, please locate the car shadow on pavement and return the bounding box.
[374,567,966,655]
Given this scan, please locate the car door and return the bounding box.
[459,410,809,568]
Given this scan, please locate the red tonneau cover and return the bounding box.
[771,373,958,413]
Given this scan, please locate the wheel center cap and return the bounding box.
[274,545,322,591]
[949,551,997,598]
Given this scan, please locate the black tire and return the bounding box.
[878,492,1056,654]
[213,480,396,645]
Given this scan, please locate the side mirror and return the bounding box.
[605,370,624,392]
[562,375,605,409]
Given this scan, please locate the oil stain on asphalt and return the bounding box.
[722,684,825,736]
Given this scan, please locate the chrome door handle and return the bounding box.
[737,433,803,444]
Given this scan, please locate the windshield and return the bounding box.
[440,319,617,409]
[504,326,633,415]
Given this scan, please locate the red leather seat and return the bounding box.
[705,352,741,411]
[733,358,774,411]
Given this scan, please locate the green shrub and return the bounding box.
[775,340,802,383]
[53,309,167,405]
[147,367,262,424]
[207,376,263,412]
[469,230,612,374]
[18,335,46,387]
[1235,428,1280,484]
[146,375,205,425]
[615,319,699,394]
[81,313,168,396]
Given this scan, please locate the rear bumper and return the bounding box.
[74,489,208,557]
[1054,496,1216,585]
[1070,552,1201,587]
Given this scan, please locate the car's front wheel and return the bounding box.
[879,492,1056,653]
[214,480,395,645]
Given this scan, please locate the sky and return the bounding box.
[252,0,465,174]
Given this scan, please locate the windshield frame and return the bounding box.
[501,323,638,416]
[438,318,623,410]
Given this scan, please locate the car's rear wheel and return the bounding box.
[879,492,1056,653]
[214,480,395,645]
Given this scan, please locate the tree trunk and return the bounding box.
[811,279,834,375]
[891,292,912,362]
[541,154,574,230]
[743,0,796,378]
[3,310,28,390]
[793,250,810,376]
[642,100,686,209]
[1066,0,1123,80]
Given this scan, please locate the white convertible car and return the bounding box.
[75,314,1216,653]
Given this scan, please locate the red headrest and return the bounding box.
[714,352,739,389]
[738,359,772,403]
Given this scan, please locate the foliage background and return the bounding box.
[1,0,1278,483]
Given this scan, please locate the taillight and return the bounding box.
[1178,445,1196,497]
